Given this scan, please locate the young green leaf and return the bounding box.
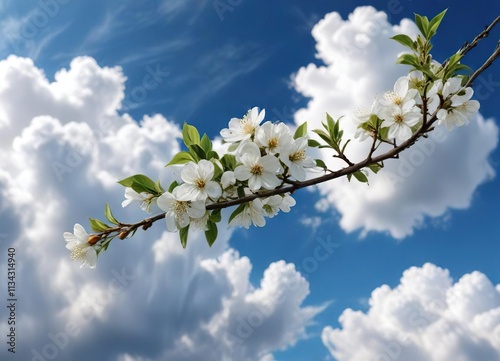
[182,123,201,147]
[205,221,218,247]
[104,203,119,225]
[221,154,237,171]
[391,34,416,50]
[353,170,369,183]
[308,139,321,148]
[414,13,428,38]
[228,203,247,224]
[189,144,207,160]
[166,151,195,166]
[315,159,328,171]
[209,209,222,223]
[89,218,110,232]
[179,225,189,249]
[294,122,308,139]
[168,180,179,193]
[200,134,212,153]
[367,163,383,174]
[396,53,419,67]
[427,9,447,39]
[118,174,158,195]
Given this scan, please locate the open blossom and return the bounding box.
[380,76,419,109]
[254,121,292,155]
[157,191,206,232]
[378,102,421,142]
[279,194,296,212]
[436,77,480,130]
[353,100,380,141]
[121,187,153,211]
[229,199,266,229]
[220,107,265,143]
[279,137,315,181]
[64,224,99,268]
[175,160,221,202]
[261,194,296,218]
[234,142,281,191]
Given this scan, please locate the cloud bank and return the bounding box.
[323,263,500,361]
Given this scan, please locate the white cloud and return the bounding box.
[0,55,322,360]
[322,263,500,361]
[293,6,498,238]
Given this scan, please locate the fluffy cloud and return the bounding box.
[322,263,500,361]
[0,55,322,360]
[293,6,498,238]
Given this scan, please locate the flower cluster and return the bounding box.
[354,71,479,143]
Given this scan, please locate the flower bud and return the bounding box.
[119,231,129,240]
[87,235,101,245]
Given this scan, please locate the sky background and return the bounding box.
[0,1,499,360]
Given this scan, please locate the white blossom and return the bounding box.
[254,121,292,155]
[279,194,296,213]
[437,99,480,130]
[279,137,315,181]
[121,187,153,211]
[220,107,265,143]
[64,224,99,268]
[157,191,206,232]
[175,160,221,202]
[221,171,236,189]
[234,142,281,190]
[380,76,418,109]
[229,199,265,229]
[379,102,421,142]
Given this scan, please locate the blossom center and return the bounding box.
[70,244,87,261]
[251,164,264,175]
[195,179,206,189]
[241,117,255,135]
[268,138,279,150]
[386,91,402,105]
[289,150,306,162]
[173,200,188,219]
[394,114,404,124]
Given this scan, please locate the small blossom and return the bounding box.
[229,199,265,229]
[254,121,292,155]
[279,137,315,181]
[157,191,206,232]
[437,99,480,130]
[64,224,99,268]
[121,187,153,211]
[279,194,296,213]
[353,100,380,141]
[261,195,283,218]
[220,107,265,143]
[379,102,421,142]
[380,76,418,109]
[175,160,222,202]
[234,142,281,191]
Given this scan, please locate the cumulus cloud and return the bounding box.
[293,6,498,238]
[0,55,322,360]
[322,263,500,361]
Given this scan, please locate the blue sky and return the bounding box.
[0,1,499,361]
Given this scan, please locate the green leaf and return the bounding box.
[293,122,308,139]
[228,203,246,224]
[221,154,237,171]
[391,34,415,50]
[353,170,369,183]
[326,113,336,136]
[155,180,165,193]
[104,203,119,225]
[396,53,419,67]
[205,221,218,247]
[227,142,239,152]
[118,174,158,195]
[179,225,189,248]
[312,129,333,146]
[209,209,222,223]
[207,150,220,160]
[308,139,321,148]
[182,123,201,147]
[166,151,194,166]
[237,186,245,199]
[427,9,447,39]
[189,144,206,160]
[168,180,179,193]
[200,134,212,153]
[414,13,428,38]
[341,139,351,154]
[367,163,383,174]
[89,218,109,232]
[315,159,328,171]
